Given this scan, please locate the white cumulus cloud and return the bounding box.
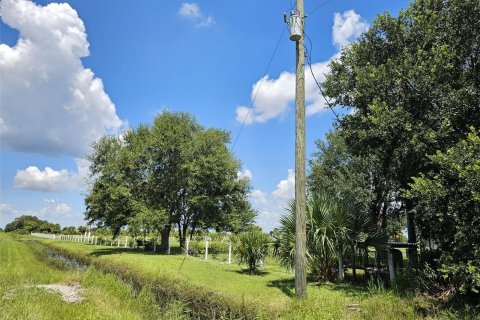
[0,0,124,157]
[271,169,295,201]
[178,3,214,28]
[14,167,73,192]
[237,168,253,180]
[39,199,72,217]
[235,10,368,124]
[0,200,72,227]
[13,158,88,192]
[332,10,369,49]
[0,203,24,227]
[249,169,295,232]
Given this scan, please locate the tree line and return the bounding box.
[291,0,479,302]
[4,215,61,234]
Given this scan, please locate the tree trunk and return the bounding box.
[178,224,183,249]
[181,223,188,249]
[190,220,197,241]
[159,224,171,253]
[338,254,344,281]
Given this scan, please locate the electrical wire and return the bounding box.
[303,29,340,121]
[231,27,286,151]
[307,0,336,16]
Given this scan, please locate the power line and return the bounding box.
[307,0,335,16]
[231,27,286,151]
[303,29,340,121]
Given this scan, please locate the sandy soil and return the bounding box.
[3,282,84,303]
[36,283,84,303]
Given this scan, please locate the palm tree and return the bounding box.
[276,191,371,282]
[231,230,271,274]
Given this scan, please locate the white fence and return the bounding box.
[30,232,233,263]
[30,232,56,239]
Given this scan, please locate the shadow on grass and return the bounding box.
[232,269,269,276]
[267,275,369,299]
[323,282,369,298]
[267,278,295,298]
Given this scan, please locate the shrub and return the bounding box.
[232,231,270,274]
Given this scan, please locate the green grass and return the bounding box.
[4,233,475,319]
[37,237,430,319]
[0,233,186,320]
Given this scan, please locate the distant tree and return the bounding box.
[77,226,87,234]
[4,215,60,234]
[62,226,77,234]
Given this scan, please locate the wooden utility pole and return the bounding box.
[294,0,307,300]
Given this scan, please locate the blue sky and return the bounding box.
[0,0,409,231]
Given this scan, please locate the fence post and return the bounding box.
[387,248,395,283]
[117,237,119,247]
[153,239,156,253]
[228,243,232,264]
[186,238,189,256]
[125,236,128,248]
[205,238,209,261]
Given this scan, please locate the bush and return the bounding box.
[232,231,270,274]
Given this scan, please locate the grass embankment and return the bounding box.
[33,236,464,319]
[0,233,186,320]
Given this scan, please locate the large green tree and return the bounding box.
[85,111,255,251]
[147,112,255,250]
[408,128,480,299]
[323,0,480,246]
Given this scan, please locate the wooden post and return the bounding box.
[117,237,119,247]
[294,0,307,300]
[205,238,208,261]
[186,238,189,256]
[153,239,156,252]
[228,243,232,264]
[125,236,128,248]
[387,248,395,283]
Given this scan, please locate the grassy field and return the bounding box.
[0,233,186,320]
[1,233,473,319]
[35,235,472,319]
